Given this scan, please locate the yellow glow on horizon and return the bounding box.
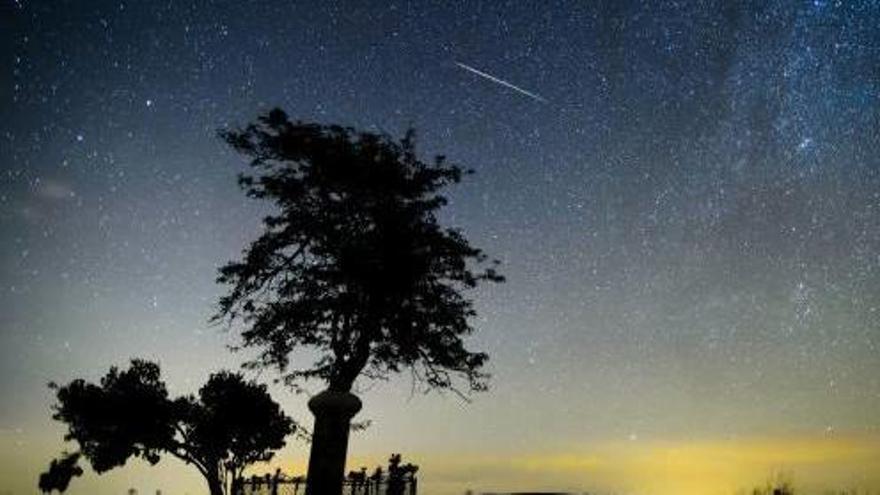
[4,432,879,494]
[372,432,880,495]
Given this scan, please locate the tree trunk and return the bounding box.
[304,389,362,495]
[206,473,224,495]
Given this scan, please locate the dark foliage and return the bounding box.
[177,370,293,484]
[38,452,83,493]
[50,360,175,472]
[216,109,504,394]
[45,360,295,495]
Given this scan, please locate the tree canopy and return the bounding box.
[44,360,295,495]
[216,109,503,394]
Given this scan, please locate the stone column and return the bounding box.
[304,390,362,495]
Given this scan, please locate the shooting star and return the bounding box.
[455,61,548,103]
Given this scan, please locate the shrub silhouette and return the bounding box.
[38,452,83,493]
[43,359,294,495]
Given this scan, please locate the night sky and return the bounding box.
[2,1,880,494]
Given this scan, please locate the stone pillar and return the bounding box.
[304,390,362,495]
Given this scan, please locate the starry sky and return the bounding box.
[2,1,880,494]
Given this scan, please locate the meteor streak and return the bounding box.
[455,61,548,103]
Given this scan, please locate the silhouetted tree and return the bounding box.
[38,452,83,493]
[217,109,503,495]
[44,360,294,495]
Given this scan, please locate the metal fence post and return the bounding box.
[271,473,279,495]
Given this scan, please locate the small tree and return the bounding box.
[44,359,295,495]
[217,109,503,494]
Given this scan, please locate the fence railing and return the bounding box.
[238,475,417,495]
[239,454,418,495]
